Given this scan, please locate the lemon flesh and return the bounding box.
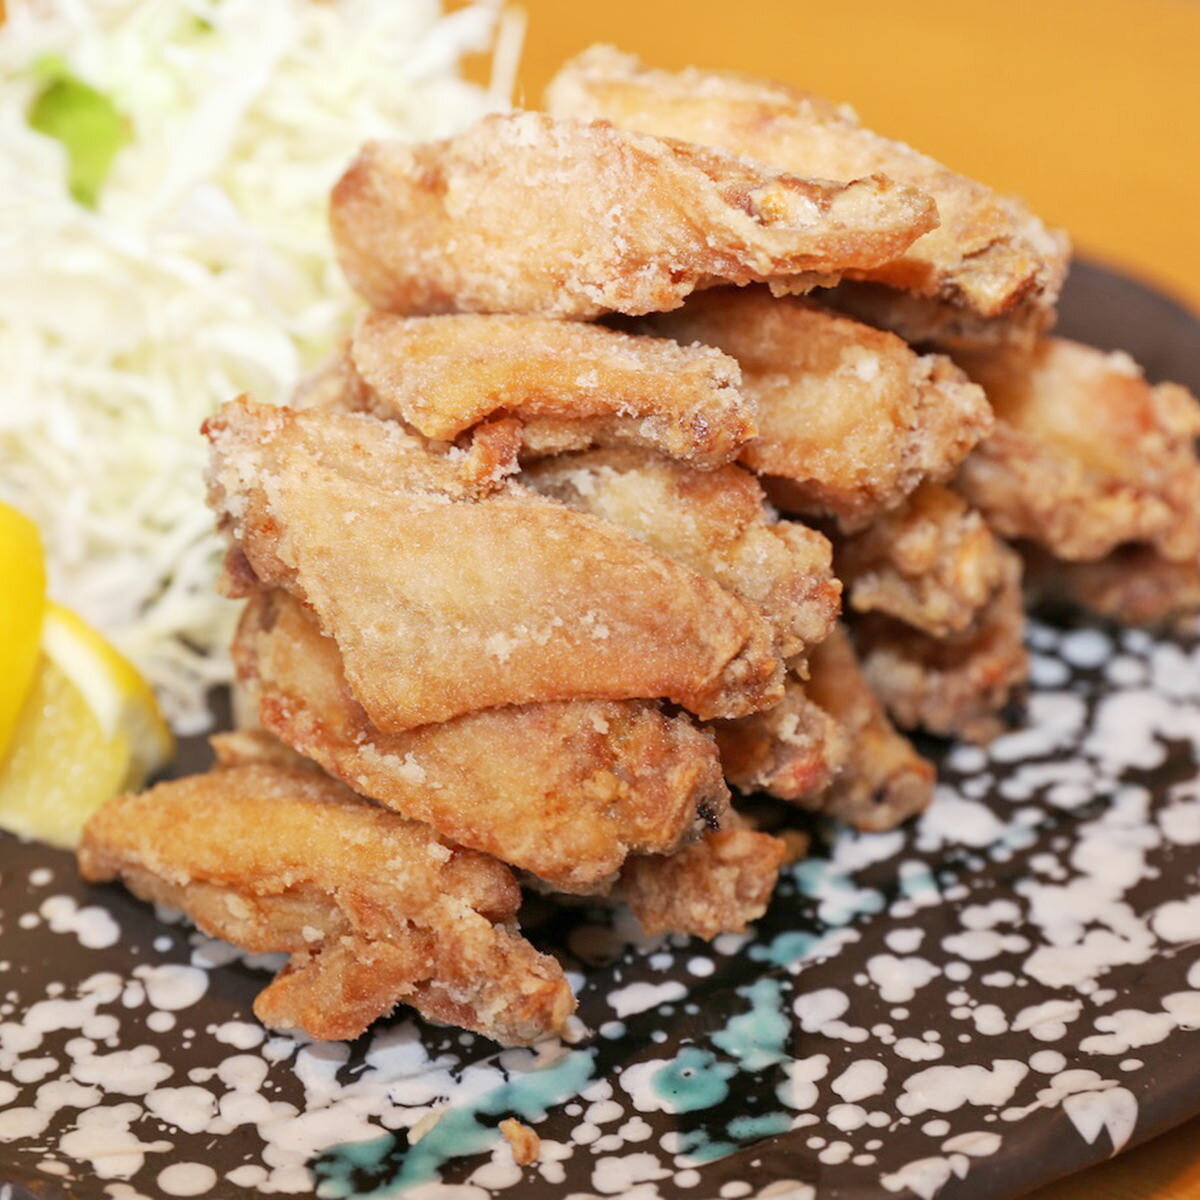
[0,503,47,760]
[0,603,175,849]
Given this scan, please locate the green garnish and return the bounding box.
[27,55,131,209]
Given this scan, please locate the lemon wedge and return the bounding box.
[0,502,47,760]
[0,602,175,849]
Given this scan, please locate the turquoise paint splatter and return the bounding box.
[317,1134,393,1187]
[898,860,940,901]
[314,1048,596,1199]
[652,1047,736,1113]
[749,930,817,967]
[792,857,885,926]
[727,1111,792,1141]
[712,978,789,1070]
[675,1128,737,1164]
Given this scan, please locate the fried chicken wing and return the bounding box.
[854,575,1030,742]
[954,338,1200,562]
[79,762,574,1045]
[349,313,754,469]
[205,399,783,727]
[547,47,1068,345]
[1023,544,1200,628]
[330,112,937,320]
[235,590,730,893]
[635,289,992,530]
[617,824,788,939]
[521,447,839,662]
[836,482,1022,638]
[713,677,848,804]
[717,627,934,831]
[804,625,936,829]
[210,728,315,772]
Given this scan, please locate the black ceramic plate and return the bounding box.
[2,263,1199,1200]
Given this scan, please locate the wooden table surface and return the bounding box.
[502,3,1200,1196]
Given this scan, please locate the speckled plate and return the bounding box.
[2,263,1200,1200]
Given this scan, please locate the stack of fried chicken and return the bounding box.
[79,47,1200,1048]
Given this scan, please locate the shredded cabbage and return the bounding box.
[0,0,509,733]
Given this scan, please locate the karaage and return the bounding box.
[330,111,937,319]
[235,589,729,894]
[836,482,1022,638]
[617,823,789,939]
[205,399,784,727]
[522,447,839,662]
[955,338,1200,562]
[349,313,754,469]
[635,289,991,529]
[547,46,1068,345]
[854,576,1030,742]
[79,760,574,1045]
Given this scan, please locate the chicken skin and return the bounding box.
[79,758,574,1045]
[330,111,937,320]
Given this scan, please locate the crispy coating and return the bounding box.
[330,112,938,320]
[713,626,933,831]
[1023,543,1200,628]
[618,824,788,939]
[637,289,992,530]
[547,47,1068,345]
[804,626,936,830]
[235,590,730,894]
[955,338,1200,562]
[78,763,574,1045]
[210,728,316,772]
[499,1120,541,1166]
[713,678,848,803]
[522,447,840,662]
[818,280,1053,352]
[836,482,1022,638]
[854,575,1030,742]
[350,313,754,469]
[204,399,784,727]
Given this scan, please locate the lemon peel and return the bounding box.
[0,602,175,849]
[0,502,47,761]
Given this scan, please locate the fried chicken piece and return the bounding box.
[294,351,529,493]
[805,626,936,829]
[618,823,788,939]
[235,590,730,894]
[349,313,754,470]
[635,289,991,530]
[547,47,1068,346]
[955,338,1200,562]
[1023,543,1200,628]
[854,575,1030,742]
[210,727,314,772]
[522,447,839,662]
[330,111,937,320]
[78,762,574,1045]
[718,628,934,830]
[713,677,848,803]
[819,280,1055,352]
[836,482,1022,638]
[205,399,783,727]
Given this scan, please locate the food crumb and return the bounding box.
[499,1117,541,1165]
[779,829,811,864]
[407,1106,445,1145]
